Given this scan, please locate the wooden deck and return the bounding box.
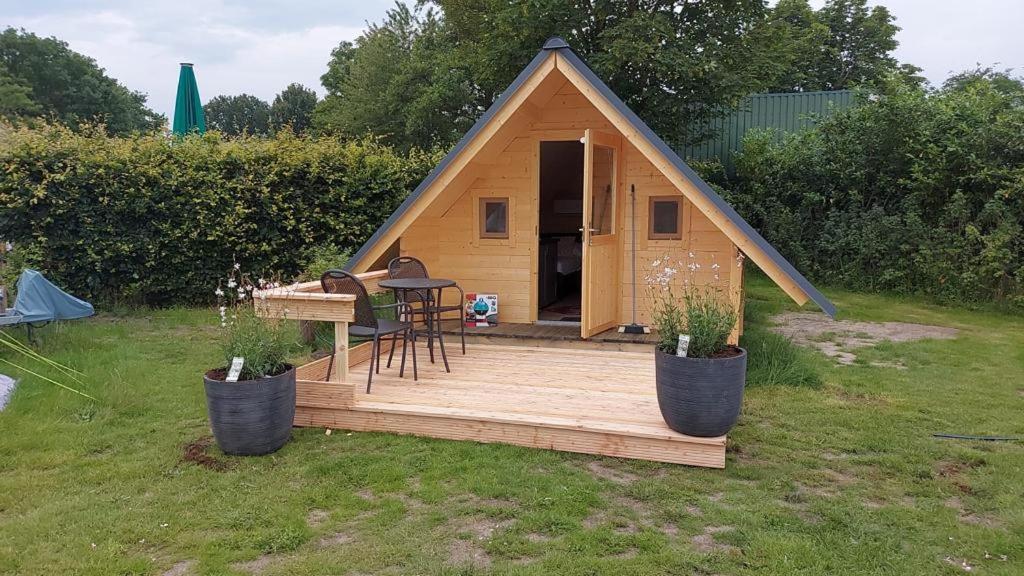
[293,341,726,468]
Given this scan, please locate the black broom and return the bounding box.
[619,184,650,334]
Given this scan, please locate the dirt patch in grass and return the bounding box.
[232,555,278,575]
[445,516,511,569]
[691,526,739,554]
[448,539,491,569]
[306,509,328,527]
[944,496,1003,528]
[161,560,195,576]
[451,516,514,540]
[317,531,354,548]
[771,312,958,365]
[586,461,638,485]
[182,436,228,472]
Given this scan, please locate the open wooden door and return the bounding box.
[581,129,621,338]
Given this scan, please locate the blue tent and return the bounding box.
[3,270,94,324]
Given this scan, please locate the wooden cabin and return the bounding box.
[257,39,836,469]
[345,37,834,341]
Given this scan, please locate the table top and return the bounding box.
[378,277,456,290]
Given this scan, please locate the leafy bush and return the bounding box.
[0,124,438,305]
[0,241,43,299]
[731,72,1024,308]
[298,243,352,282]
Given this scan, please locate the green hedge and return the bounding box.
[728,75,1024,308]
[0,125,437,304]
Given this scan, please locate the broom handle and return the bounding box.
[631,184,637,325]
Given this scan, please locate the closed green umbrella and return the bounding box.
[172,63,205,135]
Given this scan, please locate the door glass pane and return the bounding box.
[590,145,615,236]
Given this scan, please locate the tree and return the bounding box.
[0,28,163,134]
[764,0,902,92]
[314,3,477,150]
[316,1,779,150]
[269,83,318,134]
[204,94,271,136]
[944,67,1024,97]
[443,0,779,147]
[0,62,39,120]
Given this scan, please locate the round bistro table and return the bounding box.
[377,277,456,373]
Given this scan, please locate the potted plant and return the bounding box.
[647,255,745,437]
[203,265,297,456]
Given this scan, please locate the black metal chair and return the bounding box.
[321,269,416,393]
[386,257,466,367]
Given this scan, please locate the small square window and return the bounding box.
[649,197,682,240]
[480,198,509,239]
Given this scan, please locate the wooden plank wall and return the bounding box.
[400,76,743,334]
[620,140,740,328]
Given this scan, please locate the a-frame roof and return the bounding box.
[345,37,835,317]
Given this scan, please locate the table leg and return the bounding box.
[434,287,450,372]
[425,296,435,363]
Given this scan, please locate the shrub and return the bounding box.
[298,243,352,282]
[731,72,1024,308]
[0,241,43,299]
[0,124,438,305]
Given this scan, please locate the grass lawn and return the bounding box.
[0,276,1021,575]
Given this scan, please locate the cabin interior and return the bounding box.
[361,56,745,344]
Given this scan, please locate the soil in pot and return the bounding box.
[655,347,746,438]
[204,365,296,456]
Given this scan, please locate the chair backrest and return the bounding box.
[387,256,430,303]
[321,269,377,329]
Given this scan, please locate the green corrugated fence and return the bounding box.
[681,90,856,173]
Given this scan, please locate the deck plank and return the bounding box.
[294,343,726,468]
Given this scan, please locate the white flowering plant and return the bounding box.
[645,252,742,358]
[214,263,296,381]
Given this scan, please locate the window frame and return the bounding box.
[648,196,683,241]
[478,197,510,239]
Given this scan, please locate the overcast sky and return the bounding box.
[2,1,1021,119]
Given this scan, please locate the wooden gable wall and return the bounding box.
[399,75,744,338]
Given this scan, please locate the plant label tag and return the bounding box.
[676,335,691,357]
[226,357,244,382]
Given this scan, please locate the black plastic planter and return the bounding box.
[655,348,746,437]
[203,365,296,456]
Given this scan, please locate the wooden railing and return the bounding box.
[254,269,389,384]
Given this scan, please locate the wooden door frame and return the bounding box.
[532,134,586,324]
